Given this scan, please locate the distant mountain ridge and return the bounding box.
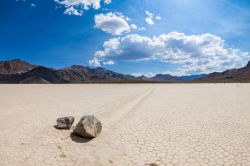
[151,74,183,82]
[195,61,250,83]
[0,59,249,83]
[0,60,151,83]
[179,74,208,81]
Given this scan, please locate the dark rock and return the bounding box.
[56,116,74,129]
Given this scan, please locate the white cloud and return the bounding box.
[55,0,112,16]
[90,32,250,75]
[145,11,154,25]
[125,17,130,21]
[132,72,154,77]
[130,24,137,30]
[130,24,145,31]
[89,57,101,67]
[145,18,154,25]
[30,3,36,7]
[64,6,82,15]
[145,11,162,25]
[138,27,146,31]
[104,0,111,4]
[156,16,162,20]
[103,60,114,65]
[146,11,153,18]
[94,12,131,35]
[89,58,114,66]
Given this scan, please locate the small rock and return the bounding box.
[73,115,102,139]
[56,116,74,129]
[148,164,158,166]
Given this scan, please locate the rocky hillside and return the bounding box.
[0,60,152,83]
[195,61,250,83]
[0,59,35,75]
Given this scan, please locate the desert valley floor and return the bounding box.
[0,84,250,166]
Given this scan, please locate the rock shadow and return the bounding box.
[146,163,159,166]
[70,133,92,143]
[53,125,71,130]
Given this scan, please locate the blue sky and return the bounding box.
[0,0,250,76]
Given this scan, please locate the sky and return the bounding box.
[0,0,250,76]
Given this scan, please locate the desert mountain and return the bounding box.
[149,74,208,82]
[59,65,136,82]
[195,61,250,83]
[151,74,183,82]
[1,59,249,83]
[0,60,148,83]
[136,75,152,81]
[0,59,35,75]
[179,74,208,81]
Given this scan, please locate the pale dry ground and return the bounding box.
[0,84,250,166]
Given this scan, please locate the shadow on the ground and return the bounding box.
[70,133,92,143]
[53,125,71,130]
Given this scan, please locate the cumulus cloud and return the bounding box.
[64,6,82,15]
[89,58,114,66]
[89,32,250,75]
[145,11,154,25]
[94,12,131,35]
[103,60,114,65]
[130,24,137,30]
[55,0,111,16]
[94,12,144,35]
[145,11,162,25]
[130,24,145,31]
[89,57,101,67]
[132,72,155,77]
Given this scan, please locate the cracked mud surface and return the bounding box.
[0,84,250,166]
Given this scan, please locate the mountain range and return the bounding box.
[195,61,250,83]
[0,59,249,83]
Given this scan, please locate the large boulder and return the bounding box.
[56,116,74,129]
[73,115,102,139]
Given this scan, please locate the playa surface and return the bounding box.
[0,84,250,166]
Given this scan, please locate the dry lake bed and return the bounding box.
[0,84,250,166]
